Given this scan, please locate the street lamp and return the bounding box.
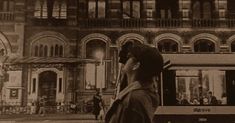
[94,50,104,95]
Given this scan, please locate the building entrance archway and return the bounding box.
[38,71,57,106]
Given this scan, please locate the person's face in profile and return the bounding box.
[122,53,138,75]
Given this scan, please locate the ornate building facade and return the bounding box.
[1,0,235,106]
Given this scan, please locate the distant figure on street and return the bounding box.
[98,99,105,121]
[38,96,46,116]
[93,91,102,120]
[208,91,218,105]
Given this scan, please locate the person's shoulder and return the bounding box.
[129,89,150,102]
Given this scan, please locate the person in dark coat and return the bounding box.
[208,91,218,105]
[105,43,163,123]
[93,91,102,120]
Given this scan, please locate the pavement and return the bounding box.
[0,113,97,122]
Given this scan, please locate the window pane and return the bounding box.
[160,9,165,19]
[158,39,178,53]
[232,41,235,52]
[44,46,48,57]
[202,70,226,105]
[9,1,14,11]
[176,70,226,105]
[123,1,131,18]
[85,63,96,89]
[203,2,211,19]
[97,0,105,18]
[60,2,67,19]
[192,1,200,19]
[34,0,41,18]
[194,40,215,52]
[3,1,8,11]
[176,70,199,105]
[52,1,60,18]
[59,78,62,93]
[32,78,36,93]
[86,40,106,59]
[96,63,105,88]
[42,0,48,18]
[132,1,140,18]
[34,46,39,56]
[88,1,96,18]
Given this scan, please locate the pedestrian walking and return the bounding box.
[93,91,102,120]
[98,99,105,121]
[38,96,46,116]
[105,43,163,123]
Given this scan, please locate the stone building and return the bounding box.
[1,0,235,106]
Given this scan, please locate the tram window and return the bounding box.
[175,70,226,105]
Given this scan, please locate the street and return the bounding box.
[0,120,104,123]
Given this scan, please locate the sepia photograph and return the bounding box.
[0,0,235,123]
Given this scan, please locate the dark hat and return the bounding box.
[129,44,163,79]
[119,41,134,64]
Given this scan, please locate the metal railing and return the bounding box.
[0,12,14,21]
[78,18,235,28]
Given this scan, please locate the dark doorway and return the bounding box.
[226,71,235,105]
[39,71,57,106]
[162,70,177,105]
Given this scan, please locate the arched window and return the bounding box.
[55,44,59,57]
[231,41,235,52]
[35,45,39,56]
[157,39,179,53]
[44,45,48,57]
[59,45,63,57]
[85,40,106,90]
[39,44,44,56]
[31,36,65,57]
[50,46,54,57]
[194,39,215,52]
[86,40,106,59]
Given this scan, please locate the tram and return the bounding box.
[153,54,235,123]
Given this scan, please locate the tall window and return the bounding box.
[156,0,179,19]
[157,39,179,53]
[192,0,213,19]
[88,0,106,18]
[34,0,67,19]
[231,41,235,52]
[0,0,14,12]
[34,0,48,18]
[122,0,141,18]
[52,0,67,19]
[194,39,215,52]
[85,40,106,90]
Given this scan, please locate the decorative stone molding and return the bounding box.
[116,33,146,48]
[153,33,183,52]
[81,33,111,58]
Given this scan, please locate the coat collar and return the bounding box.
[116,81,142,101]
